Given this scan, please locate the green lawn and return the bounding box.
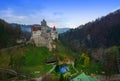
[0,41,76,78]
[25,44,53,66]
[54,41,76,60]
[0,44,53,77]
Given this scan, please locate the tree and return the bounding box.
[81,53,90,67]
[55,64,60,73]
[0,19,23,48]
[74,58,78,68]
[59,9,120,51]
[59,74,64,81]
[41,74,53,81]
[64,72,71,81]
[9,48,25,72]
[103,46,119,80]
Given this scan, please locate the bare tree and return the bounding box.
[41,74,53,81]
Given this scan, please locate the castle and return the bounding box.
[30,19,58,51]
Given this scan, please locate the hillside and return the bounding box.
[0,40,75,80]
[0,19,23,49]
[60,9,120,51]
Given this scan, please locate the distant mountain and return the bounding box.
[20,25,32,32]
[11,23,70,34]
[56,28,70,34]
[11,23,32,40]
[60,9,120,51]
[10,23,70,41]
[11,23,33,32]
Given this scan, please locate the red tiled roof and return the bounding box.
[53,26,56,31]
[32,26,41,31]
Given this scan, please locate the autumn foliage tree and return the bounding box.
[81,53,90,67]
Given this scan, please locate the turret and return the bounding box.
[41,19,47,26]
[53,26,56,32]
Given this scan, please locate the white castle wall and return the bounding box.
[30,20,58,51]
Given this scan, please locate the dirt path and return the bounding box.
[33,64,56,81]
[46,65,56,74]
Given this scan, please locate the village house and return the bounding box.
[30,19,58,51]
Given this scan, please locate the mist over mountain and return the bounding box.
[56,28,70,34]
[60,9,120,51]
[11,23,70,34]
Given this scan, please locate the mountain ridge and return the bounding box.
[60,9,120,51]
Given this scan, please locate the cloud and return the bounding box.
[0,8,77,28]
[0,8,74,28]
[0,8,13,17]
[23,10,68,28]
[0,8,27,23]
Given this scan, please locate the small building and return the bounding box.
[45,57,58,64]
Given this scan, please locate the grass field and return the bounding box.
[0,44,53,77]
[0,41,75,78]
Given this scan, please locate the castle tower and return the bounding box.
[53,26,56,32]
[51,26,58,40]
[41,19,47,26]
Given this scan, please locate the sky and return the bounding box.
[0,0,120,28]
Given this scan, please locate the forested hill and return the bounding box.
[59,9,120,51]
[0,19,23,49]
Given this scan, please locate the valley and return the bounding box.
[0,8,120,81]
